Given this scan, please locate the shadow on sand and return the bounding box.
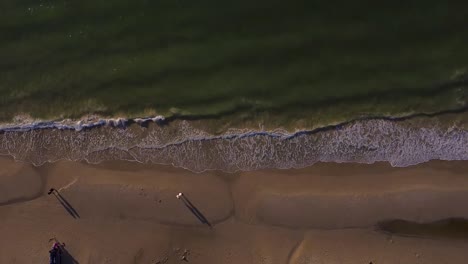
[49,238,80,264]
[179,194,212,228]
[48,189,80,219]
[377,218,468,240]
[61,246,80,264]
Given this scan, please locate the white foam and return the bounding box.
[0,116,466,172]
[0,115,166,132]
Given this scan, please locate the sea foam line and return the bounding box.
[0,115,165,132]
[0,107,467,172]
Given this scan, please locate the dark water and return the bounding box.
[0,0,467,125]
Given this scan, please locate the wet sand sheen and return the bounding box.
[1,157,468,263]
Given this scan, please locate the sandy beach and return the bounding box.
[1,156,468,263]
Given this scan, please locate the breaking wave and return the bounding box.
[0,114,467,172]
[0,115,165,132]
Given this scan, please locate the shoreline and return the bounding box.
[1,157,468,262]
[0,111,467,171]
[2,104,467,133]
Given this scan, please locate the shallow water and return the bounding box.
[1,114,466,172]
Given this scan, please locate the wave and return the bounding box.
[0,113,467,172]
[0,115,166,132]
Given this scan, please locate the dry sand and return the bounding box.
[0,156,468,263]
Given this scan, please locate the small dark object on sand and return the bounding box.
[181,249,189,262]
[48,188,56,195]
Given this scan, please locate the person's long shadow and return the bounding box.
[49,189,80,219]
[180,194,212,228]
[61,246,80,264]
[50,238,80,264]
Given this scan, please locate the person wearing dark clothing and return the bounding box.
[49,242,62,264]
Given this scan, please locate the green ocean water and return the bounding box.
[1,0,467,128]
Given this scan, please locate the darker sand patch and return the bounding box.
[255,190,468,229]
[378,218,468,240]
[0,157,43,205]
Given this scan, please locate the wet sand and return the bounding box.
[0,157,468,263]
